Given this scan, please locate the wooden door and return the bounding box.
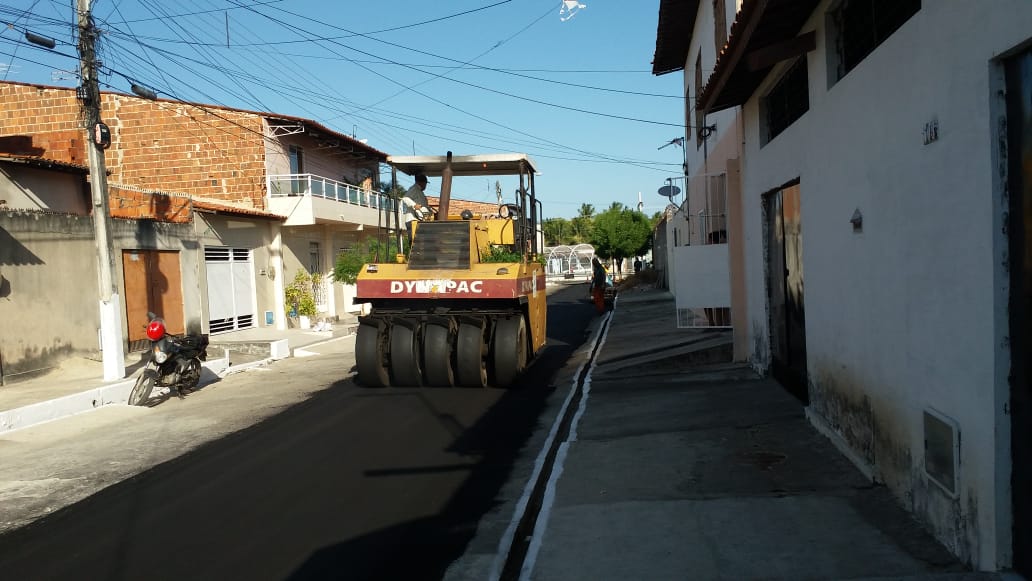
[764,183,808,404]
[123,250,184,350]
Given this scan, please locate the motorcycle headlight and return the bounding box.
[153,344,169,364]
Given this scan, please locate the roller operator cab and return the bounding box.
[354,152,546,388]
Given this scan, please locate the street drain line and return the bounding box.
[494,309,615,581]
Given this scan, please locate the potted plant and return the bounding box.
[285,270,317,329]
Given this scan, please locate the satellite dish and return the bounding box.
[658,185,680,199]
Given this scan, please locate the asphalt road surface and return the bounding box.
[0,283,597,581]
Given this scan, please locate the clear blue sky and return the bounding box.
[0,1,686,219]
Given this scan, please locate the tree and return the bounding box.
[543,217,571,246]
[561,203,596,244]
[590,206,653,266]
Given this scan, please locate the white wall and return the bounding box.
[737,1,1030,569]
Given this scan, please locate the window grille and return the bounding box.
[764,58,809,143]
[832,0,920,81]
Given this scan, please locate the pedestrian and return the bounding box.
[402,173,430,243]
[591,257,607,315]
[634,257,642,274]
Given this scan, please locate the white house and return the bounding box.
[655,0,1032,573]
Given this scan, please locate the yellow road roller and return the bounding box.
[354,152,546,387]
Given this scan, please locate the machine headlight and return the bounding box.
[153,345,169,364]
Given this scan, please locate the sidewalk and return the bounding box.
[0,316,359,434]
[447,287,1006,581]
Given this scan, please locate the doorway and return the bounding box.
[1005,46,1032,577]
[122,250,184,352]
[764,182,808,403]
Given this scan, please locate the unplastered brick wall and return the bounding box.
[108,97,266,208]
[109,184,192,223]
[0,81,268,209]
[0,83,83,164]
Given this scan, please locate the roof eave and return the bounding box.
[652,0,701,76]
[699,0,820,114]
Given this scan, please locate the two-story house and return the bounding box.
[655,0,1032,574]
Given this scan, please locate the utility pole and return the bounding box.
[77,0,124,381]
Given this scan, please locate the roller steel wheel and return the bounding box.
[356,322,390,387]
[492,316,527,388]
[390,322,423,386]
[423,322,454,387]
[455,321,487,387]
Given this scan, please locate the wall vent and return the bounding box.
[923,409,960,496]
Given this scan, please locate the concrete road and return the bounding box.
[0,284,598,580]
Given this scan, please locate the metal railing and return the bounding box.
[267,174,397,212]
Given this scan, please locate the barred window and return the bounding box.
[830,0,920,82]
[762,57,809,144]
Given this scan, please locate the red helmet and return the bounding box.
[146,319,166,341]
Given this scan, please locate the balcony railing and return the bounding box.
[267,174,397,212]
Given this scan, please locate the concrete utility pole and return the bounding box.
[77,0,125,381]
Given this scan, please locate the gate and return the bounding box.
[204,246,255,334]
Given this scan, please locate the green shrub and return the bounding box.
[482,245,523,263]
[334,237,401,284]
[285,270,317,317]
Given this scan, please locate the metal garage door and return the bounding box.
[205,246,255,334]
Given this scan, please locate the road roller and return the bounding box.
[354,152,546,388]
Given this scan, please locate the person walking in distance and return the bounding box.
[591,257,607,315]
[402,173,430,244]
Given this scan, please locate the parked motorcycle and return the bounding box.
[128,313,209,406]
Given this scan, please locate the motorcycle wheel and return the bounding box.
[181,358,202,391]
[128,370,156,406]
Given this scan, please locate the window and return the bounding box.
[762,57,809,144]
[684,85,693,143]
[695,53,705,147]
[713,0,727,55]
[289,145,305,174]
[308,241,321,274]
[289,145,306,193]
[829,0,920,83]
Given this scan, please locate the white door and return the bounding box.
[205,246,255,333]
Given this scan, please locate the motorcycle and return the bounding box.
[128,313,209,406]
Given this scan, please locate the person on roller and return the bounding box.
[401,173,430,244]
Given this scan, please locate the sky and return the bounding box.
[0,0,687,220]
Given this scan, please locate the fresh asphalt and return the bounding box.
[0,283,598,580]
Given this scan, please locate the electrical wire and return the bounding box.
[3,3,684,175]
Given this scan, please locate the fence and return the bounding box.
[268,174,397,212]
